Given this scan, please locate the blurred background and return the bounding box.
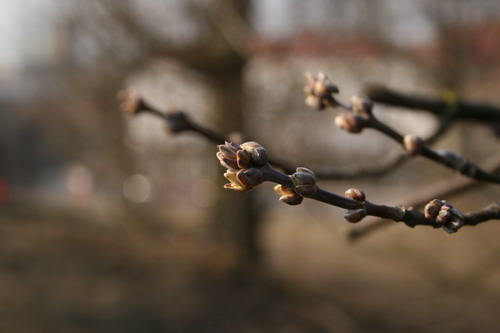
[2,0,500,332]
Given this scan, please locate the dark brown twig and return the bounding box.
[364,84,500,122]
[118,88,411,179]
[304,72,500,185]
[216,141,500,234]
[348,153,500,241]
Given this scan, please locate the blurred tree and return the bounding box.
[42,0,262,263]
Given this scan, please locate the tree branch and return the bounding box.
[118,88,412,179]
[364,84,500,123]
[348,152,500,241]
[304,72,500,185]
[215,141,500,234]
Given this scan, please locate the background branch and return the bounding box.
[364,84,500,123]
[349,152,500,241]
[120,90,417,180]
[305,73,500,184]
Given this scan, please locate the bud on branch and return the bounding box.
[217,141,500,233]
[303,72,500,185]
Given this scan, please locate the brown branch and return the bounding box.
[304,72,500,185]
[364,84,500,123]
[464,202,500,226]
[118,88,413,179]
[216,141,500,234]
[348,152,500,241]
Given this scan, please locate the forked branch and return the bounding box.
[118,88,408,179]
[216,141,500,234]
[364,84,500,123]
[303,72,500,185]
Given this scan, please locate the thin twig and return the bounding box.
[304,72,500,185]
[118,88,413,179]
[349,153,500,241]
[216,141,500,234]
[364,84,500,122]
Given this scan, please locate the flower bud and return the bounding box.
[436,207,451,225]
[424,199,464,233]
[403,135,424,156]
[334,113,366,133]
[236,168,263,188]
[236,150,252,169]
[218,143,238,160]
[424,199,443,219]
[443,217,464,234]
[442,206,464,234]
[344,188,366,201]
[305,95,323,110]
[344,209,367,223]
[304,72,339,110]
[350,95,373,115]
[223,169,250,192]
[274,184,303,206]
[291,167,317,196]
[217,142,242,169]
[240,141,268,167]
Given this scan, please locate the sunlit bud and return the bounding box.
[425,199,464,233]
[424,199,444,219]
[236,150,252,169]
[217,142,242,169]
[344,209,367,223]
[291,167,317,196]
[240,141,268,166]
[344,188,366,201]
[292,167,316,185]
[217,153,239,169]
[334,113,366,133]
[304,72,339,110]
[118,88,148,116]
[274,184,303,206]
[223,169,250,192]
[404,135,424,156]
[350,95,373,115]
[443,217,464,234]
[236,168,263,188]
[436,207,451,225]
[218,143,238,160]
[305,95,323,110]
[442,206,464,234]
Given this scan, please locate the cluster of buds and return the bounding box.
[217,141,268,192]
[344,188,367,223]
[334,95,373,133]
[118,88,150,116]
[334,113,368,133]
[424,199,465,233]
[350,95,373,116]
[274,184,303,205]
[274,167,317,206]
[403,135,425,156]
[304,72,339,110]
